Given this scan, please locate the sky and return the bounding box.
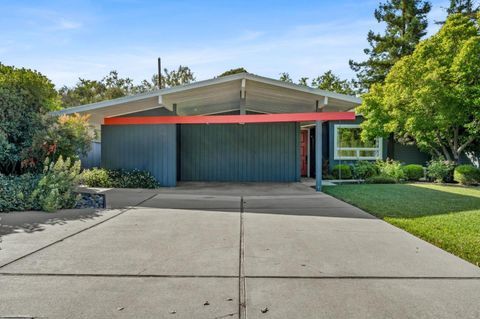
[0,0,450,88]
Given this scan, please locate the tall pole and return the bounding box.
[157,57,162,89]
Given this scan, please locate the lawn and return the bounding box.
[323,183,480,267]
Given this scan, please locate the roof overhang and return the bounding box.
[51,72,362,126]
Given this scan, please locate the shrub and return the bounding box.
[0,174,40,212]
[454,165,480,185]
[31,156,81,212]
[376,159,405,181]
[82,168,159,189]
[332,164,352,179]
[402,164,424,181]
[366,175,397,184]
[81,168,111,187]
[113,169,160,188]
[352,161,378,179]
[427,158,455,183]
[30,113,95,166]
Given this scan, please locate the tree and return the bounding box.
[349,0,431,91]
[298,77,309,86]
[436,0,479,23]
[358,14,480,163]
[60,66,195,107]
[311,71,356,95]
[279,71,356,95]
[279,72,293,83]
[59,71,137,107]
[135,66,195,92]
[0,63,60,174]
[218,67,248,77]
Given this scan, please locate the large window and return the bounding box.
[334,124,382,160]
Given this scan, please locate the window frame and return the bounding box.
[333,124,383,160]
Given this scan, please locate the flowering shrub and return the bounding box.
[31,156,81,212]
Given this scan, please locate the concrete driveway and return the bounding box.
[1,183,479,318]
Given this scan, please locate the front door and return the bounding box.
[300,129,308,176]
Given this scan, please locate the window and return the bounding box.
[334,124,382,160]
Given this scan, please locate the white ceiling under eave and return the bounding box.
[51,72,361,126]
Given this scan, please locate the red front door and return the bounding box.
[300,130,308,176]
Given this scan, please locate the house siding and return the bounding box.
[101,124,177,187]
[80,141,101,168]
[179,123,300,182]
[326,116,430,171]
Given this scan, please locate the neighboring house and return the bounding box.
[53,72,432,190]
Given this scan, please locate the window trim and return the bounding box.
[333,124,382,160]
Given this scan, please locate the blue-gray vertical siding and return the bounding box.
[80,141,101,168]
[101,124,177,187]
[179,123,300,182]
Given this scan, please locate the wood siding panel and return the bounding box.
[179,123,299,182]
[101,124,177,186]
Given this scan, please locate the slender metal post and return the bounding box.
[157,57,162,89]
[315,121,322,191]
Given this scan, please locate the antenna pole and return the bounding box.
[157,57,162,89]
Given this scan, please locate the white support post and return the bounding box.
[240,78,246,115]
[315,121,322,192]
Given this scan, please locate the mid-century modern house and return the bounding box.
[53,72,432,190]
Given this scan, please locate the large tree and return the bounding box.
[437,0,479,23]
[0,64,60,174]
[358,14,480,163]
[349,0,431,91]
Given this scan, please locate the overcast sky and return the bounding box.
[0,0,449,88]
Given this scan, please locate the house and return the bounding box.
[53,72,430,190]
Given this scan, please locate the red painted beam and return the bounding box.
[104,112,355,125]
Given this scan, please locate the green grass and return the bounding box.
[323,183,480,266]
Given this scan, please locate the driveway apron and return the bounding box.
[0,185,479,318]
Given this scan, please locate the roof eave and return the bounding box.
[50,72,362,116]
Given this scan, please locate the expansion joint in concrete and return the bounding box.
[238,196,247,319]
[0,194,158,271]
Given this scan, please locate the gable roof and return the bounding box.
[52,72,361,125]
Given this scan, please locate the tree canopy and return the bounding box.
[60,66,195,107]
[436,0,479,23]
[279,71,356,95]
[358,14,480,162]
[350,0,431,91]
[218,67,248,77]
[0,64,60,174]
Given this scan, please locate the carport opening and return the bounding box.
[103,112,355,191]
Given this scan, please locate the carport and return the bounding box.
[52,72,360,191]
[104,112,354,190]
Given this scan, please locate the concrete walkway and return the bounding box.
[0,184,479,318]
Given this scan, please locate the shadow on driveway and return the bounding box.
[0,208,102,237]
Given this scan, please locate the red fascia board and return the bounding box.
[104,112,355,125]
